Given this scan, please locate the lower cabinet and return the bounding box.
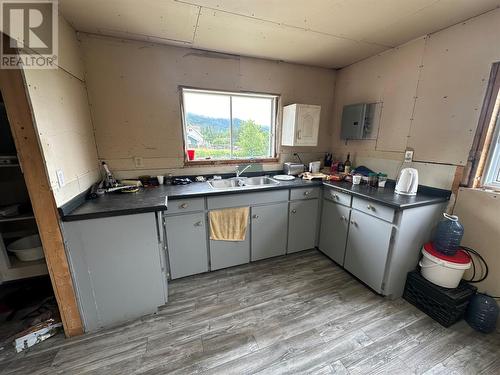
[63,213,166,332]
[210,216,250,270]
[319,199,350,265]
[251,202,288,261]
[166,212,209,279]
[343,210,393,293]
[288,199,319,253]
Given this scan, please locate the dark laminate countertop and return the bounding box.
[323,180,450,209]
[61,178,323,221]
[61,177,450,222]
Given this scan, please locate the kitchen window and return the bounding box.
[180,88,278,163]
[482,108,500,189]
[469,62,500,190]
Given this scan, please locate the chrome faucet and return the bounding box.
[235,164,252,178]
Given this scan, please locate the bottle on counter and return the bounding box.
[165,173,174,185]
[337,161,345,173]
[367,172,378,188]
[324,153,333,167]
[344,153,352,174]
[378,173,387,188]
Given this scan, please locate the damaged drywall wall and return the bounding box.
[454,188,500,305]
[23,16,100,206]
[79,34,336,178]
[331,8,500,190]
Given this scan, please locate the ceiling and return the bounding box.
[59,0,500,68]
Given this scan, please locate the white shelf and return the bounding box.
[1,256,48,282]
[8,255,46,269]
[0,230,48,283]
[0,213,35,223]
[0,154,19,167]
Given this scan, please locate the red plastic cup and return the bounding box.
[186,149,195,161]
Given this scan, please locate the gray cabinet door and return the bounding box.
[210,216,250,270]
[319,199,350,265]
[166,213,208,279]
[156,212,168,301]
[288,199,319,253]
[63,213,165,332]
[344,210,393,293]
[251,203,288,261]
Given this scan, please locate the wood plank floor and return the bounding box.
[1,249,499,374]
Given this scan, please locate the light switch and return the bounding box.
[404,150,414,163]
[134,157,144,168]
[56,169,65,187]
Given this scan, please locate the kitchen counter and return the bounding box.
[323,180,450,209]
[61,177,323,221]
[61,177,450,222]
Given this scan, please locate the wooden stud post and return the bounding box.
[0,67,84,337]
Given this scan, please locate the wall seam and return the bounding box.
[406,35,428,148]
[176,1,392,49]
[77,33,101,172]
[191,6,201,44]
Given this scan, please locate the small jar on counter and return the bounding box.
[165,173,174,185]
[367,172,378,188]
[378,173,388,188]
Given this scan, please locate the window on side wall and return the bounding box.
[180,88,278,163]
[470,62,500,190]
[482,107,500,189]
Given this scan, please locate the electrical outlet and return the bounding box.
[133,157,144,168]
[404,150,414,163]
[56,169,65,188]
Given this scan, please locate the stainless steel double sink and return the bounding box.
[208,176,279,190]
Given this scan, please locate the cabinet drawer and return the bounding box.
[352,197,395,223]
[167,197,205,214]
[324,188,352,207]
[207,190,288,209]
[290,187,320,200]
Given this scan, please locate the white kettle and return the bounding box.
[395,168,418,196]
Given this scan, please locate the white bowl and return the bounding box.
[7,234,44,262]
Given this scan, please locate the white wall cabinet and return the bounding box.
[281,104,321,146]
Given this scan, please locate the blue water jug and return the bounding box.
[433,213,464,256]
[465,293,499,334]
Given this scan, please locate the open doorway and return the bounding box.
[0,91,62,354]
[0,66,83,341]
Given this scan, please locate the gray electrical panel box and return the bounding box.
[341,103,380,140]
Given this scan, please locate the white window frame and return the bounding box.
[482,110,500,189]
[180,87,279,163]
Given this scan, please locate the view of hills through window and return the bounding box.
[182,89,277,160]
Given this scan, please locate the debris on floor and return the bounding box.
[0,277,62,354]
[13,317,62,353]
